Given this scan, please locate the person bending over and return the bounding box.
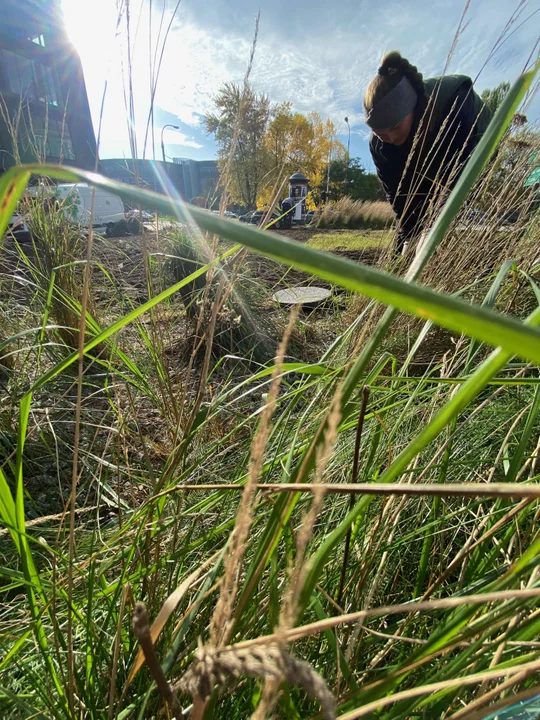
[364,51,491,253]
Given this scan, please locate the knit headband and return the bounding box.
[364,76,418,131]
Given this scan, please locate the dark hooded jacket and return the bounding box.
[369,75,491,249]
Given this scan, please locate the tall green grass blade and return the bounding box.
[26,244,239,396]
[505,383,540,484]
[15,394,31,539]
[0,169,31,241]
[301,304,540,612]
[9,395,67,709]
[0,465,18,551]
[414,259,519,596]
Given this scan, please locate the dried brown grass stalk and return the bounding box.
[132,602,181,716]
[252,388,343,718]
[317,198,394,230]
[228,589,540,651]
[174,643,336,720]
[280,387,343,631]
[216,12,260,212]
[209,305,300,647]
[337,656,540,720]
[170,13,262,447]
[149,481,540,501]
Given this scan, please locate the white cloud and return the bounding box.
[178,137,204,149]
[153,24,252,127]
[160,126,203,148]
[149,0,540,133]
[63,0,540,162]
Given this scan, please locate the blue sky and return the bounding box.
[61,0,539,172]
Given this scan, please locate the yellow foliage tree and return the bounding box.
[258,104,346,208]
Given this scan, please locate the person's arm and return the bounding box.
[372,160,396,207]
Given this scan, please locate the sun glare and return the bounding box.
[61,0,119,64]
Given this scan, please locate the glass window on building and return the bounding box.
[17,56,36,99]
[2,50,37,100]
[36,64,60,106]
[46,120,75,160]
[19,118,75,162]
[1,50,18,92]
[2,50,20,93]
[1,50,60,106]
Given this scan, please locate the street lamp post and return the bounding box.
[344,116,351,187]
[161,124,180,164]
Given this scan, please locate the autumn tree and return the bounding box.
[259,104,345,206]
[204,82,271,209]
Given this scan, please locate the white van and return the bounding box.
[54,184,125,233]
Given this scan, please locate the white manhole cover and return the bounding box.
[273,286,332,306]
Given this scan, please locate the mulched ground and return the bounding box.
[88,225,384,299]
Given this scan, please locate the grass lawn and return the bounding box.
[306,229,392,252]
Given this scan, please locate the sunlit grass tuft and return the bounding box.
[307,230,392,253]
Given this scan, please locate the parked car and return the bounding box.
[240,210,282,228]
[56,184,125,233]
[210,210,238,219]
[251,210,282,228]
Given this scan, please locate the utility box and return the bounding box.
[281,172,309,227]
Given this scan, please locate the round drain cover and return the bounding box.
[273,286,331,306]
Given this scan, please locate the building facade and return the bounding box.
[0,0,96,172]
[98,158,221,207]
[99,158,186,203]
[172,157,220,201]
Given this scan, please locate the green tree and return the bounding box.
[191,196,208,208]
[475,83,536,213]
[313,157,385,204]
[481,82,527,127]
[204,82,271,209]
[481,81,511,115]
